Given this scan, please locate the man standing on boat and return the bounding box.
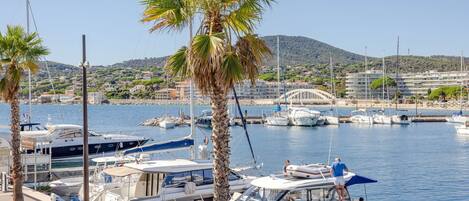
[331,157,349,201]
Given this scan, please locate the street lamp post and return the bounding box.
[80,34,90,201]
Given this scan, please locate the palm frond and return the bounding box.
[219,51,243,89]
[141,0,194,32]
[235,34,271,84]
[166,46,190,77]
[223,0,274,35]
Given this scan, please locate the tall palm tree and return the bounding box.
[0,25,48,201]
[141,0,272,200]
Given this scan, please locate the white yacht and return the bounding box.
[373,110,392,124]
[21,124,148,160]
[85,159,253,201]
[316,116,326,126]
[324,115,340,125]
[446,112,468,124]
[350,109,374,124]
[158,117,177,129]
[231,163,377,201]
[195,110,212,128]
[455,121,469,135]
[391,115,410,125]
[288,107,319,126]
[264,111,289,126]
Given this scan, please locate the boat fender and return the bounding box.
[184,182,196,194]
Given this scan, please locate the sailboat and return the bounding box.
[264,36,289,126]
[390,37,410,125]
[448,53,468,124]
[324,56,339,125]
[159,74,178,129]
[373,57,392,124]
[350,47,374,125]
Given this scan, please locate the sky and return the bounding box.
[1,0,468,65]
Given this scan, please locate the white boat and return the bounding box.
[350,109,374,124]
[316,116,326,126]
[196,110,212,128]
[288,107,319,126]
[324,115,340,125]
[264,111,289,126]
[231,163,377,201]
[446,113,469,124]
[391,115,410,125]
[21,124,148,160]
[158,117,177,129]
[373,111,392,124]
[456,122,469,135]
[85,159,253,201]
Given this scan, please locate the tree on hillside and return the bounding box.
[141,0,272,200]
[428,86,465,101]
[0,25,49,201]
[370,76,396,90]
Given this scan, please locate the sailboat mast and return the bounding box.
[395,36,400,111]
[27,0,32,123]
[364,46,368,102]
[277,36,280,105]
[460,51,464,113]
[188,19,196,160]
[382,57,385,100]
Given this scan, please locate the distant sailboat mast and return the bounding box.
[382,57,386,101]
[395,36,400,111]
[364,46,368,102]
[276,36,281,105]
[27,0,32,123]
[460,51,464,114]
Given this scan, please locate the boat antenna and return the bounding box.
[232,87,256,164]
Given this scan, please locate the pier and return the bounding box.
[229,115,449,124]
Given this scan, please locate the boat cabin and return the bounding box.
[232,170,376,201]
[97,159,247,200]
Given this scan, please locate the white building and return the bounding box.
[346,70,469,99]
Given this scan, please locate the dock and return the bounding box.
[231,115,449,124]
[0,187,51,201]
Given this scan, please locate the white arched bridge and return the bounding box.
[276,89,335,104]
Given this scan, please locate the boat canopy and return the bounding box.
[345,175,377,186]
[123,159,212,173]
[122,137,194,156]
[103,166,143,177]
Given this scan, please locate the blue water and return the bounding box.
[1,104,469,201]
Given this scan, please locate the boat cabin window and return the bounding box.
[239,186,348,201]
[240,186,286,201]
[163,168,241,187]
[56,128,82,138]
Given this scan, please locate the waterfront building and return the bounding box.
[346,70,469,99]
[88,92,107,104]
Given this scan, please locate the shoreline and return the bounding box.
[2,99,465,111]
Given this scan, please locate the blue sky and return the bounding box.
[1,0,468,65]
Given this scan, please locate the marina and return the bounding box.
[1,104,469,200]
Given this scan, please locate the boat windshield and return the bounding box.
[236,186,287,201]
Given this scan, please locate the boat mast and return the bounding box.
[460,51,464,113]
[277,36,280,105]
[364,46,368,110]
[26,0,32,123]
[395,36,400,111]
[382,57,386,101]
[189,19,196,160]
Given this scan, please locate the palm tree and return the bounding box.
[0,25,48,201]
[141,0,272,200]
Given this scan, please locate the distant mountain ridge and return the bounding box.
[40,35,469,74]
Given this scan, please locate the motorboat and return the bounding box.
[196,110,212,128]
[158,117,177,129]
[231,163,377,201]
[391,115,410,125]
[288,107,319,126]
[456,121,469,135]
[373,110,392,124]
[264,112,289,126]
[316,116,326,126]
[350,109,374,125]
[84,159,254,201]
[20,124,149,160]
[446,111,468,124]
[322,110,340,125]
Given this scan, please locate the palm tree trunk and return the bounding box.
[210,82,231,201]
[10,94,24,201]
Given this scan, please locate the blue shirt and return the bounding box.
[332,162,347,177]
